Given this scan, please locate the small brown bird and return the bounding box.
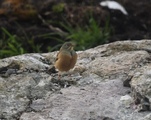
[55,42,77,79]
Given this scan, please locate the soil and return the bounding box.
[0,0,151,52]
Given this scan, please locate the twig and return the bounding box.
[38,14,68,37]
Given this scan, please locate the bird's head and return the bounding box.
[60,42,76,51]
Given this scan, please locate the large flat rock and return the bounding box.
[0,40,151,120]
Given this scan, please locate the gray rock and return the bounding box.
[140,113,151,120]
[131,65,151,111]
[120,94,133,108]
[0,40,151,120]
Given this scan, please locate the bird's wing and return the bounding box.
[55,51,60,62]
[70,50,77,69]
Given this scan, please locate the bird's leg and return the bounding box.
[58,72,62,80]
[58,73,60,80]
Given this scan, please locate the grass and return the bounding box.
[0,28,64,58]
[61,17,111,50]
[0,27,43,58]
[0,17,111,58]
[0,28,26,58]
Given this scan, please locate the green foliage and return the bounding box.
[0,28,43,58]
[52,3,65,13]
[0,17,111,59]
[0,27,65,58]
[62,18,111,50]
[0,28,26,58]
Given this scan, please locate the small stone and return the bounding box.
[120,95,133,108]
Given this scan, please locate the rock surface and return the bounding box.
[0,40,151,120]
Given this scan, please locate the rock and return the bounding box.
[1,40,151,120]
[120,95,133,108]
[123,75,133,87]
[130,65,151,111]
[140,113,151,120]
[28,79,125,120]
[20,112,45,120]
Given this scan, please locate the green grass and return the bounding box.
[0,28,26,58]
[61,17,111,50]
[0,27,44,58]
[0,17,111,58]
[0,28,64,58]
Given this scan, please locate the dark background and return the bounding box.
[0,0,151,58]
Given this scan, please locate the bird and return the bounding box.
[54,42,77,79]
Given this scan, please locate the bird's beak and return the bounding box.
[70,43,76,50]
[70,46,74,50]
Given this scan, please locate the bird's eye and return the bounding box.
[66,43,71,47]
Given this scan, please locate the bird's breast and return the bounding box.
[55,50,77,72]
[55,52,72,72]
